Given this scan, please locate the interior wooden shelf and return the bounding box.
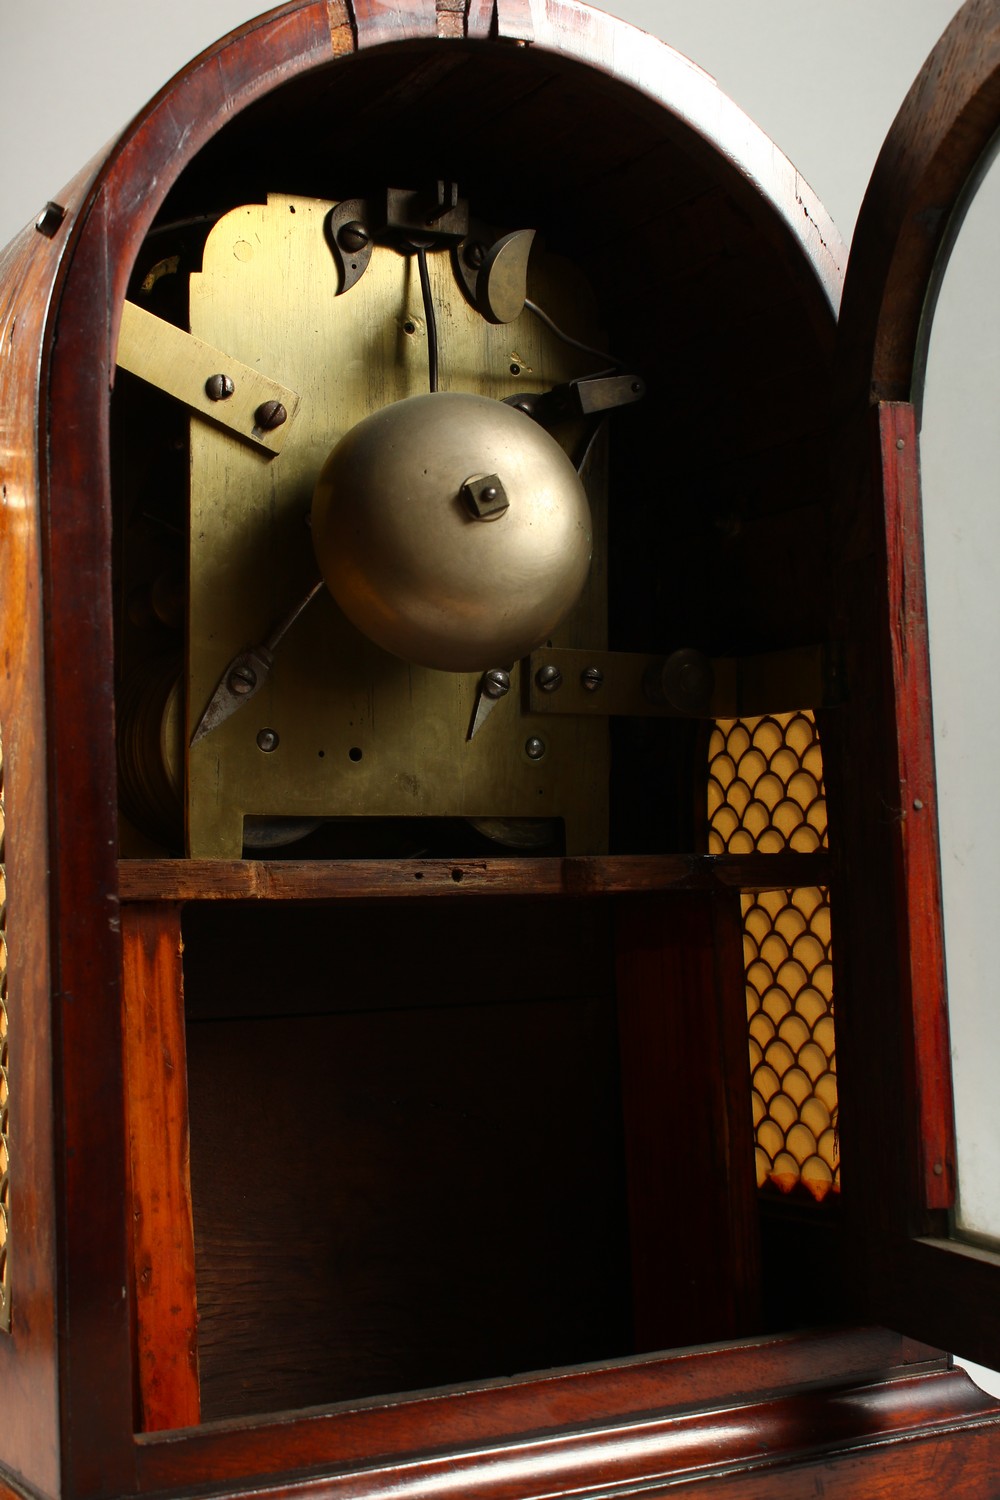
[117,851,831,902]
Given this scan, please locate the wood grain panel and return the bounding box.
[0,205,81,1500]
[495,0,533,41]
[132,1325,947,1487]
[352,0,437,46]
[616,892,760,1350]
[122,905,200,1432]
[187,964,628,1417]
[879,403,955,1208]
[133,1357,1000,1497]
[466,0,495,36]
[118,853,831,903]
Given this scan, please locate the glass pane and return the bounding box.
[920,152,1000,1248]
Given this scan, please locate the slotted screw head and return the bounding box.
[228,665,257,696]
[581,666,604,692]
[484,669,511,699]
[536,664,563,692]
[339,221,370,253]
[205,373,235,401]
[255,400,287,431]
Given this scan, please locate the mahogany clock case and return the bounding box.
[0,2,999,1499]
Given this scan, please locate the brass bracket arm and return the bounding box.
[116,301,300,455]
[526,644,832,720]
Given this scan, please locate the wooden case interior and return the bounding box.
[109,36,848,1429]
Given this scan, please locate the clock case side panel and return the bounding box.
[0,200,85,1500]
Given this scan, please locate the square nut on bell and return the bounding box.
[461,473,510,520]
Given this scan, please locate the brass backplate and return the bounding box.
[187,195,608,857]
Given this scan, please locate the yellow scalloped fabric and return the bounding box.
[708,712,839,1200]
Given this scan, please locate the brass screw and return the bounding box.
[205,373,235,401]
[255,400,287,431]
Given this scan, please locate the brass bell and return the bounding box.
[311,392,592,672]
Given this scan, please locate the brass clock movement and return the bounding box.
[114,180,824,861]
[114,184,650,858]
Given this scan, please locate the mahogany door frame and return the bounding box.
[830,0,1000,1370]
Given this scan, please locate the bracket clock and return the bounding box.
[2,1,1000,1496]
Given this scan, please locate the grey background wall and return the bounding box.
[2,0,998,1393]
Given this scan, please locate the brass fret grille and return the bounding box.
[708,711,839,1200]
[0,722,9,1329]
